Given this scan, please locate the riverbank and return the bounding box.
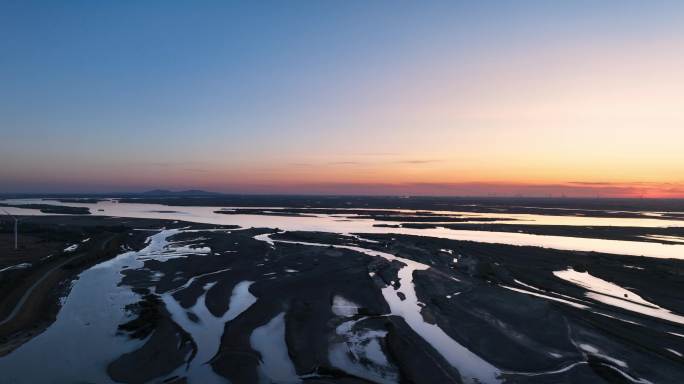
[1,212,683,383]
[0,216,200,356]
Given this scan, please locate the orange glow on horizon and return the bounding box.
[2,4,683,196]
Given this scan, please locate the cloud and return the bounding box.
[568,181,619,186]
[393,159,442,165]
[314,159,443,166]
[214,181,684,198]
[563,181,684,197]
[327,161,362,166]
[358,152,399,157]
[131,161,210,173]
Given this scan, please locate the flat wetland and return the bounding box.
[1,196,683,383]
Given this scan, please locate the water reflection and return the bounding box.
[3,199,684,259]
[259,235,502,384]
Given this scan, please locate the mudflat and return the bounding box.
[1,203,683,383]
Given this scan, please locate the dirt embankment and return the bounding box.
[0,216,172,356]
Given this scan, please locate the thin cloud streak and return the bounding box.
[394,159,442,165]
[292,159,442,167]
[200,181,684,198]
[4,180,684,197]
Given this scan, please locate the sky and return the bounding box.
[1,1,683,197]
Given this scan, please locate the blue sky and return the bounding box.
[2,1,683,196]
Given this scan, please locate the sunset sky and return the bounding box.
[1,1,683,196]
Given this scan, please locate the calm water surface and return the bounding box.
[3,199,684,259]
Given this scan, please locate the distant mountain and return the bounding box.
[139,189,222,197]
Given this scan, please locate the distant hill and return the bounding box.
[139,189,222,197]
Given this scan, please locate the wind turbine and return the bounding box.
[1,209,20,250]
